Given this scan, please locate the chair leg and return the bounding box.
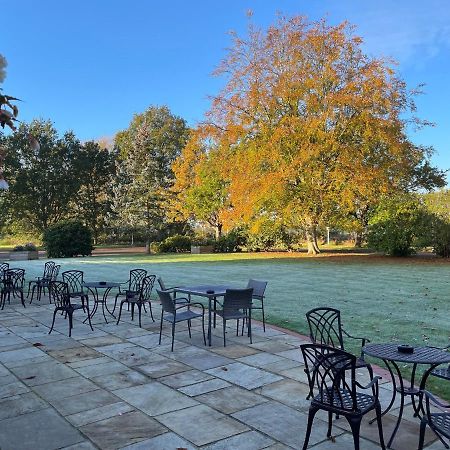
[188,318,192,338]
[29,285,36,303]
[147,301,154,321]
[85,306,94,331]
[346,416,362,450]
[131,303,135,321]
[116,301,125,325]
[138,304,142,328]
[327,411,333,438]
[303,406,319,450]
[248,310,252,344]
[159,311,164,345]
[374,402,386,450]
[201,313,206,346]
[171,321,175,352]
[261,299,266,332]
[49,308,58,334]
[418,418,426,450]
[68,311,73,337]
[223,318,226,347]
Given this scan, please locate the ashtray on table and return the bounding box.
[397,344,414,354]
[99,281,107,286]
[206,290,215,294]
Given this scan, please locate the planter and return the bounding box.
[9,251,39,261]
[191,245,214,254]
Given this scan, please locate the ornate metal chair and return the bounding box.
[116,275,156,327]
[157,289,206,351]
[306,307,371,369]
[62,270,88,305]
[418,389,450,449]
[28,261,56,303]
[247,279,268,331]
[1,268,26,309]
[49,281,93,337]
[301,343,385,450]
[112,268,147,313]
[215,288,253,346]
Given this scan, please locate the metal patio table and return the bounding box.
[363,343,450,448]
[174,284,236,346]
[82,281,122,324]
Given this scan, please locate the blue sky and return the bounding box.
[2,1,450,178]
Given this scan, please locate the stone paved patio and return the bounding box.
[0,295,443,450]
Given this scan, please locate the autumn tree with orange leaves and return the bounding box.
[173,15,444,254]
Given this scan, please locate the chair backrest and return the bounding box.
[306,307,344,350]
[129,269,147,292]
[0,262,9,275]
[42,261,56,280]
[49,281,71,308]
[157,277,167,291]
[157,289,176,314]
[3,268,25,290]
[140,275,156,302]
[62,270,84,294]
[301,343,357,412]
[247,279,267,299]
[223,288,253,310]
[51,265,60,281]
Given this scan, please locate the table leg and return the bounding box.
[84,287,99,323]
[103,287,116,318]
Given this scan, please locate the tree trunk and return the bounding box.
[354,232,363,248]
[306,224,320,255]
[215,223,223,240]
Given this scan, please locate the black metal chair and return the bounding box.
[157,276,189,304]
[62,270,89,305]
[49,281,93,337]
[1,268,26,309]
[247,279,268,331]
[112,269,147,313]
[157,289,206,351]
[301,343,385,450]
[116,275,156,327]
[215,288,253,347]
[306,307,371,369]
[28,261,57,303]
[418,389,450,449]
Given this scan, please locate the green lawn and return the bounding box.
[7,251,450,399]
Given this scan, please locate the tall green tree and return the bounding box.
[1,120,84,232]
[73,141,116,243]
[112,106,189,245]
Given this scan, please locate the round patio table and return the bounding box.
[82,281,122,324]
[363,343,450,448]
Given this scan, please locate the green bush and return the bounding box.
[43,220,93,258]
[12,242,37,252]
[246,222,292,251]
[158,234,191,253]
[214,228,247,253]
[429,215,450,258]
[367,195,427,256]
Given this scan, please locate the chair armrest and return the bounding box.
[422,390,450,410]
[175,302,204,312]
[342,328,370,346]
[355,375,382,391]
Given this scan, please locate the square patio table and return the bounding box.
[174,284,236,346]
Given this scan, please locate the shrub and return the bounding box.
[158,234,191,253]
[12,242,37,252]
[214,228,247,253]
[43,220,93,258]
[367,195,427,256]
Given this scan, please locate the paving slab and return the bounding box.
[119,432,196,450]
[158,369,214,388]
[179,378,230,396]
[232,401,335,448]
[206,362,283,390]
[137,357,191,378]
[114,381,198,416]
[10,359,78,386]
[80,410,167,449]
[0,391,47,420]
[257,378,312,411]
[0,407,84,450]
[156,404,249,446]
[33,375,98,401]
[91,369,150,390]
[203,430,274,450]
[67,401,134,427]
